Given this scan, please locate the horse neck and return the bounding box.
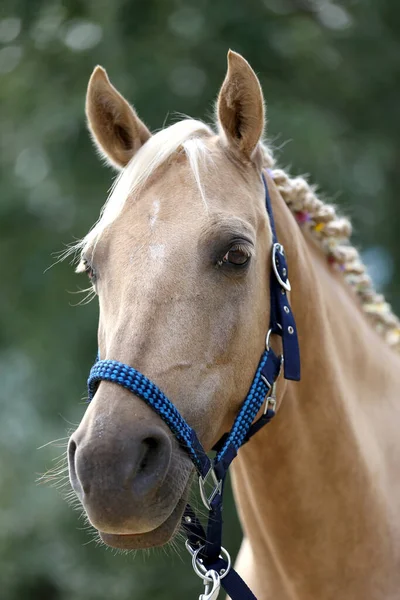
[231,180,400,599]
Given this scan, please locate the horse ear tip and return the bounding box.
[227,49,238,63]
[90,65,108,84]
[227,50,250,72]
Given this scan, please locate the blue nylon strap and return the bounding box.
[183,504,207,547]
[221,568,258,600]
[262,174,301,381]
[203,477,226,561]
[263,173,278,241]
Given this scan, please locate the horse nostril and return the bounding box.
[68,438,77,466]
[137,437,161,474]
[132,433,172,497]
[67,437,85,495]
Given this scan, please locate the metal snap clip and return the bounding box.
[200,570,221,600]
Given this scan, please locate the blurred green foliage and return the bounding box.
[1,0,399,598]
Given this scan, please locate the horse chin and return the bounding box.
[98,496,187,550]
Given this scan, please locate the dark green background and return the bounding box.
[1,1,399,598]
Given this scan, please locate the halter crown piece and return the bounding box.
[87,173,301,600]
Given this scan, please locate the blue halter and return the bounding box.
[87,173,300,600]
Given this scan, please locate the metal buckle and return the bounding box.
[261,379,277,413]
[272,243,291,291]
[261,354,283,414]
[199,467,223,511]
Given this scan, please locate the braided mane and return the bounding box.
[261,147,400,352]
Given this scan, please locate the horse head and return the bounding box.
[68,51,280,550]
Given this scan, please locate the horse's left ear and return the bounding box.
[217,50,265,160]
[86,66,151,170]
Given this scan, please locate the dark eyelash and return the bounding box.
[83,259,96,282]
[229,243,251,256]
[216,243,252,268]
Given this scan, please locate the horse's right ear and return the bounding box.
[86,66,151,170]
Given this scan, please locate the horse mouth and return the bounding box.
[98,496,187,550]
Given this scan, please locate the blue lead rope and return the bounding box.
[86,172,300,600]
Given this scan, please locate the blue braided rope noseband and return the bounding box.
[87,173,300,600]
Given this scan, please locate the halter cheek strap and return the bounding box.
[87,172,300,600]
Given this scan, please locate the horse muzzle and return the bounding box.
[67,385,192,544]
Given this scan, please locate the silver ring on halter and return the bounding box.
[186,542,231,581]
[265,324,283,352]
[265,329,273,351]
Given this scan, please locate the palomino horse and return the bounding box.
[67,51,400,599]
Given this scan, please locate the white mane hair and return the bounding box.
[74,118,214,264]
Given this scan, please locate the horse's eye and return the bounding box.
[83,259,96,282]
[219,245,251,267]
